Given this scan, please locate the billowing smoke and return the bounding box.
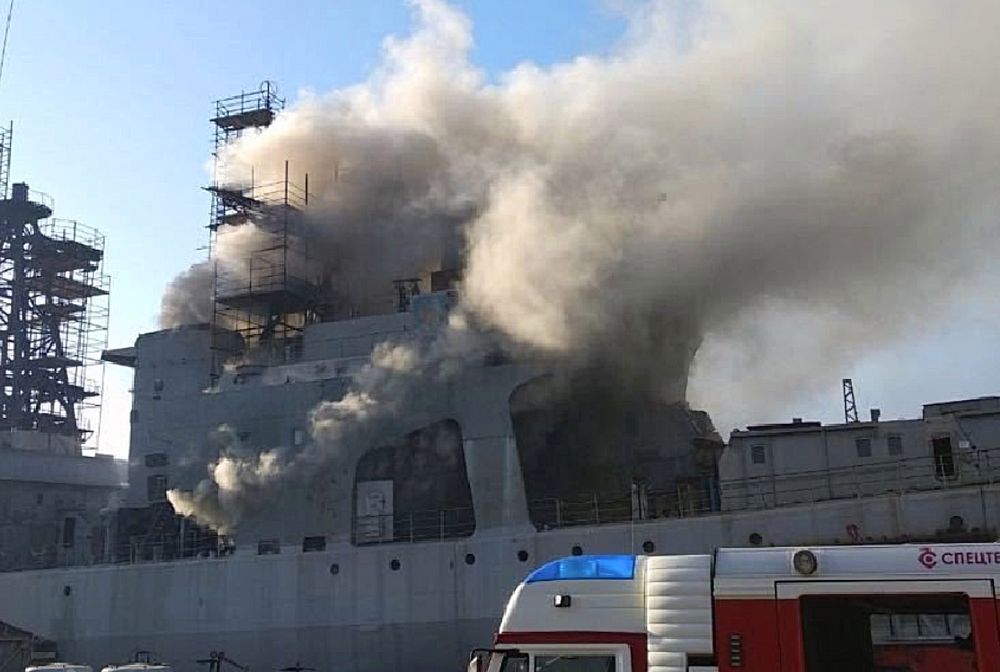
[158,223,278,329]
[168,318,490,532]
[166,0,1000,530]
[159,262,214,328]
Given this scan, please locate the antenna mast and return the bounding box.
[842,378,859,423]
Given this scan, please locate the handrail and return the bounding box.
[6,446,1000,571]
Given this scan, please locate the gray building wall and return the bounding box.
[0,449,126,571]
[719,398,1000,510]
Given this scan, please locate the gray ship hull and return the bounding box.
[2,485,996,672]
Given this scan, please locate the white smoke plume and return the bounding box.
[159,223,277,329]
[166,0,1000,529]
[167,316,490,532]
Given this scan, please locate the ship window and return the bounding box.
[62,517,76,547]
[751,445,766,464]
[302,536,326,552]
[933,436,956,478]
[144,452,169,468]
[292,428,306,446]
[147,474,168,503]
[353,419,474,545]
[887,434,903,456]
[855,437,872,458]
[257,539,280,555]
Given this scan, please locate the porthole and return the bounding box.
[642,540,655,554]
[329,563,340,576]
[571,545,583,556]
[517,550,529,563]
[390,558,401,571]
[465,553,476,565]
[63,585,71,597]
[748,532,763,546]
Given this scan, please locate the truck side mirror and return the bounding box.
[468,650,489,672]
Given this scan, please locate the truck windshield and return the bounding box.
[533,656,615,672]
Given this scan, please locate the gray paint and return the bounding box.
[0,486,997,672]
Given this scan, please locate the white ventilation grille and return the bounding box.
[645,554,714,672]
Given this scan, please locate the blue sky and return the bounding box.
[3,1,997,455]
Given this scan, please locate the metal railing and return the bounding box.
[353,506,476,545]
[527,488,715,530]
[213,82,283,125]
[5,447,1000,572]
[721,447,1000,511]
[39,218,104,249]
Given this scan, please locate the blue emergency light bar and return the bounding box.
[525,555,636,583]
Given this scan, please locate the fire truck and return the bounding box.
[469,544,1000,672]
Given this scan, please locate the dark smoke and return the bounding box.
[167,0,1000,530]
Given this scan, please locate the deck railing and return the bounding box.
[6,446,1000,571]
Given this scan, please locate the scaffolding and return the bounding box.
[208,80,284,252]
[209,167,320,345]
[0,183,109,444]
[208,83,320,362]
[0,123,11,200]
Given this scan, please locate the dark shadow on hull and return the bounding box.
[509,374,723,530]
[353,419,474,544]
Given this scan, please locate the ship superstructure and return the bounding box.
[0,84,999,672]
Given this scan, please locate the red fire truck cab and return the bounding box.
[470,543,1000,672]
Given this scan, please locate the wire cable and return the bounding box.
[0,0,14,92]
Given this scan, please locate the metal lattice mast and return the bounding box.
[842,377,859,424]
[0,183,108,444]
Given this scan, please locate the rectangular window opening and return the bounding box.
[144,452,169,468]
[532,655,616,672]
[147,474,168,503]
[802,593,976,672]
[887,434,903,456]
[62,517,76,548]
[257,539,281,555]
[933,436,956,478]
[855,437,872,458]
[302,535,326,552]
[751,445,766,465]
